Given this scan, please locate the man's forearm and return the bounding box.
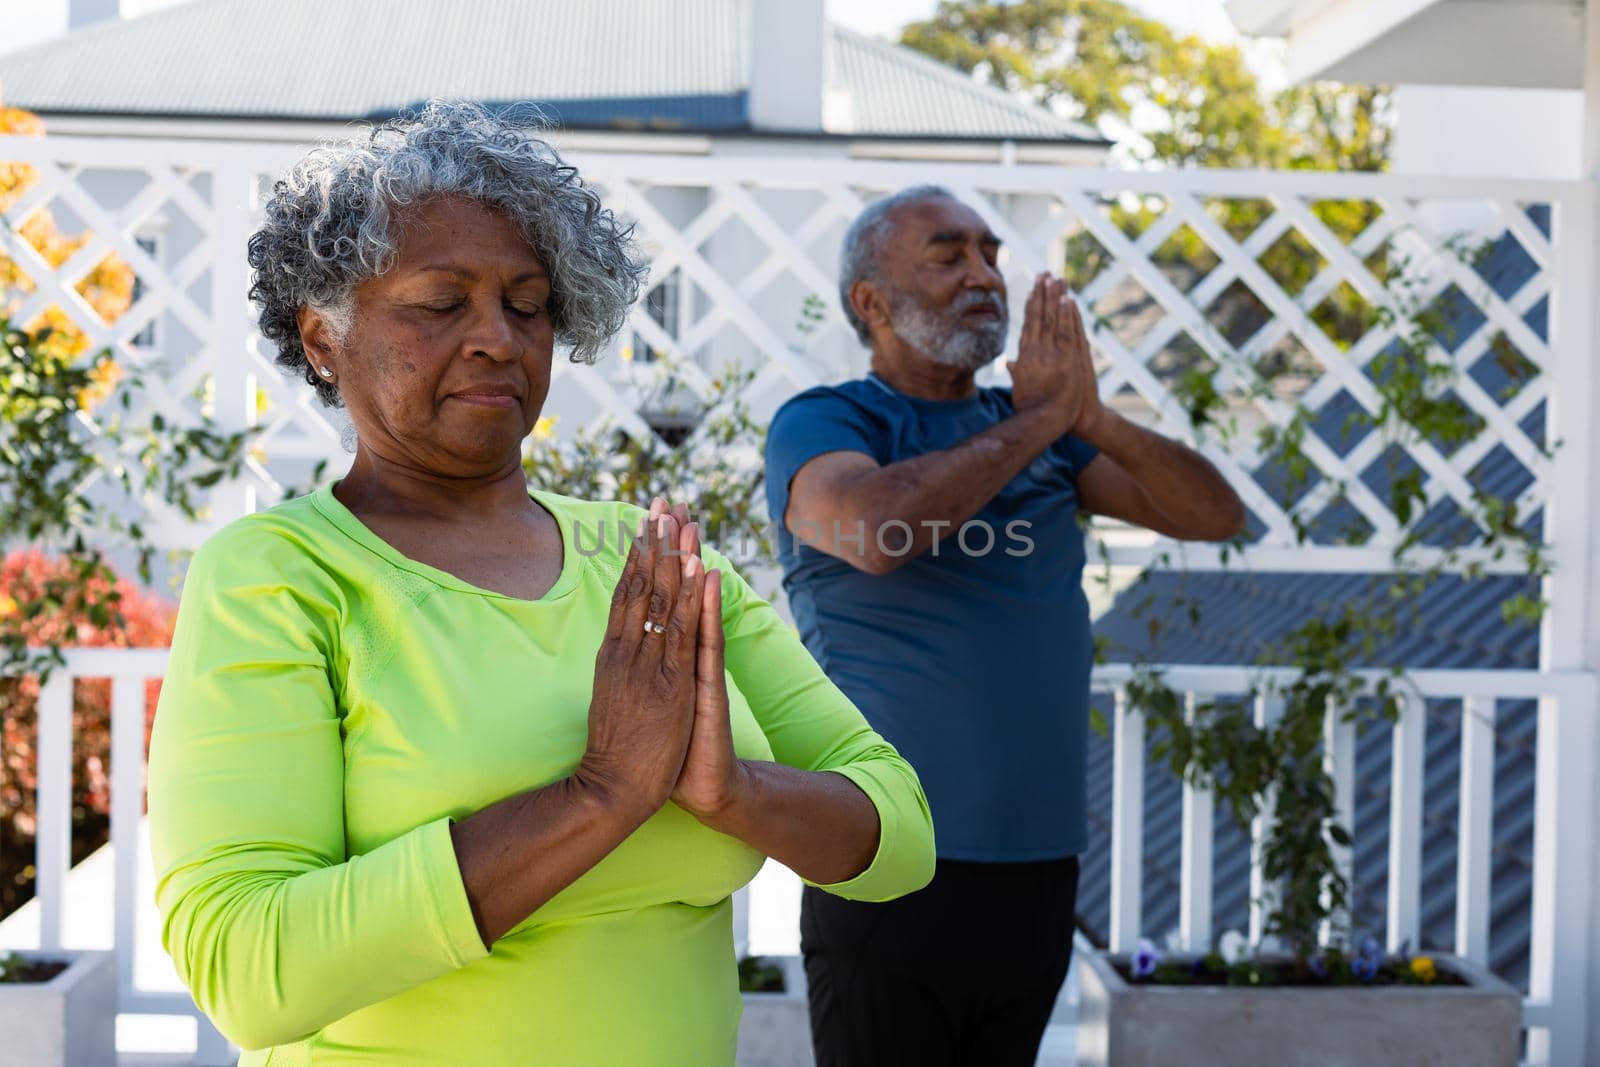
[1079,409,1246,539]
[813,406,1063,571]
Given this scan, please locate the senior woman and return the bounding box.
[147,100,934,1066]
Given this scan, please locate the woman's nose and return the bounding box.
[465,301,519,362]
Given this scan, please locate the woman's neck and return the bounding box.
[333,447,535,524]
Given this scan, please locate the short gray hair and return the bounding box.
[837,185,956,345]
[247,100,648,407]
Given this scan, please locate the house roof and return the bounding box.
[0,0,1105,144]
[1079,206,1551,991]
[1225,0,1583,89]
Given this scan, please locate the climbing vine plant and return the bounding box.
[1095,205,1550,967]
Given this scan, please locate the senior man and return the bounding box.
[763,186,1247,1067]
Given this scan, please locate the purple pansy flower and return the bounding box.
[1132,938,1162,979]
[1351,937,1383,982]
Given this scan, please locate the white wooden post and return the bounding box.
[1321,696,1354,947]
[1584,3,1600,1047]
[1540,3,1600,1057]
[732,886,751,962]
[110,676,144,1007]
[33,673,73,953]
[1178,691,1214,952]
[1249,694,1284,947]
[1455,695,1496,965]
[1386,692,1424,953]
[1108,687,1144,952]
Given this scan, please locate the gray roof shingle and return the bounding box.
[0,0,1103,143]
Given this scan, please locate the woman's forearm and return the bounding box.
[450,777,650,946]
[694,760,880,885]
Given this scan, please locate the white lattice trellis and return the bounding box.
[1,136,1569,576]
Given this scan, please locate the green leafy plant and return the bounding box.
[1103,231,1550,968]
[0,950,67,984]
[736,955,787,994]
[521,358,774,573]
[1,316,254,683]
[0,312,255,921]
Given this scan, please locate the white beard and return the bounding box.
[887,288,1009,371]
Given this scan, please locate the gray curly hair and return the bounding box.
[837,185,956,345]
[248,100,648,407]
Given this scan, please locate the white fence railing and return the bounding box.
[3,653,1593,1063]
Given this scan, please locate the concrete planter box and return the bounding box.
[737,955,813,1067]
[0,949,117,1067]
[1077,949,1520,1067]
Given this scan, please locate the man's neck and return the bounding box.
[869,343,979,402]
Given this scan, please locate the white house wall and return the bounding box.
[1395,85,1583,181]
[1394,84,1584,247]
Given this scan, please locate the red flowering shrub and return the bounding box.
[0,549,176,919]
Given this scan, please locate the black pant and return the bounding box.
[800,856,1080,1067]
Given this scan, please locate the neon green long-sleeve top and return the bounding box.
[148,483,935,1066]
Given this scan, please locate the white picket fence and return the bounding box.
[11,653,1595,1063]
[1,134,1597,1063]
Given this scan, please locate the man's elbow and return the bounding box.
[1203,502,1260,543]
[1179,494,1248,543]
[1213,496,1249,542]
[849,548,909,577]
[815,509,912,576]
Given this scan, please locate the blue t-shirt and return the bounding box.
[764,373,1100,861]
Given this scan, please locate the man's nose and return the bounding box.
[964,248,1003,290]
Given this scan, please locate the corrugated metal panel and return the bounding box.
[826,26,1099,141]
[1081,212,1548,991]
[2,0,746,121]
[0,0,1102,142]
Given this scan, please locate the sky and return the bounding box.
[1,0,1242,58]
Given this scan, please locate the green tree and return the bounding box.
[903,0,1395,372]
[900,0,1391,172]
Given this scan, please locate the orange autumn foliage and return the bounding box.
[1,105,135,376]
[0,550,176,918]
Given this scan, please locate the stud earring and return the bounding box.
[318,366,334,379]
